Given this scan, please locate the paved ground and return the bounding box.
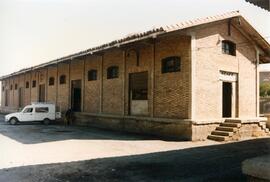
[0,114,270,182]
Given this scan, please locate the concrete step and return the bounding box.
[259,122,266,127]
[216,126,238,132]
[220,122,241,128]
[225,119,242,123]
[212,130,233,136]
[208,135,228,141]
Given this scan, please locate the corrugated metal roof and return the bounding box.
[163,11,241,32]
[1,10,269,80]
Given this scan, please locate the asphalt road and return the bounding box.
[0,114,270,182]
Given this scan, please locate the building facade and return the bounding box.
[1,11,270,140]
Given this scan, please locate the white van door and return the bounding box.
[35,107,49,121]
[20,107,35,122]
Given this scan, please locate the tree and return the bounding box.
[260,82,270,97]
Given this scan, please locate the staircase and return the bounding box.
[259,121,270,133]
[208,119,270,142]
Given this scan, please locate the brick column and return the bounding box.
[122,50,126,116]
[56,63,59,109]
[46,67,48,102]
[68,60,71,109]
[30,71,32,104]
[82,58,86,112]
[255,46,260,117]
[150,41,156,118]
[100,55,103,113]
[190,32,197,120]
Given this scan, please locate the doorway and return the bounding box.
[129,72,148,116]
[39,84,45,102]
[71,80,82,112]
[222,82,232,118]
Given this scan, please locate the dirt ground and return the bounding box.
[0,114,270,182]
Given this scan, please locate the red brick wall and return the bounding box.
[194,21,257,119]
[102,49,124,115]
[57,63,70,112]
[154,35,191,119]
[47,66,57,104]
[84,56,102,113]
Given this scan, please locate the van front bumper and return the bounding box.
[4,116,9,122]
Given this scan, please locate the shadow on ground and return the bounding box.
[0,138,269,182]
[0,114,160,144]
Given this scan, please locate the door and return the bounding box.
[222,82,232,118]
[71,80,82,112]
[129,72,148,116]
[39,84,45,102]
[35,106,50,121]
[20,107,35,122]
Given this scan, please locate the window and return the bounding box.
[107,66,119,79]
[35,107,49,113]
[2,86,4,91]
[60,75,66,84]
[161,56,181,73]
[222,40,236,56]
[26,81,30,88]
[49,77,55,86]
[32,80,36,88]
[88,69,97,81]
[23,107,33,113]
[10,85,13,90]
[15,84,18,90]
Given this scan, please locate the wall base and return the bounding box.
[74,113,269,141]
[74,112,192,140]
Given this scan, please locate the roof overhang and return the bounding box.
[229,16,270,63]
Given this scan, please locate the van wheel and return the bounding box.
[43,118,50,125]
[10,118,18,125]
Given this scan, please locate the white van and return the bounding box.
[5,103,61,125]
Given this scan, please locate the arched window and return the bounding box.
[107,66,119,79]
[222,40,236,56]
[49,77,55,86]
[59,75,66,84]
[161,56,181,73]
[88,69,97,81]
[32,80,36,88]
[26,81,30,88]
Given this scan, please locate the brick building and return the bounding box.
[1,11,270,140]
